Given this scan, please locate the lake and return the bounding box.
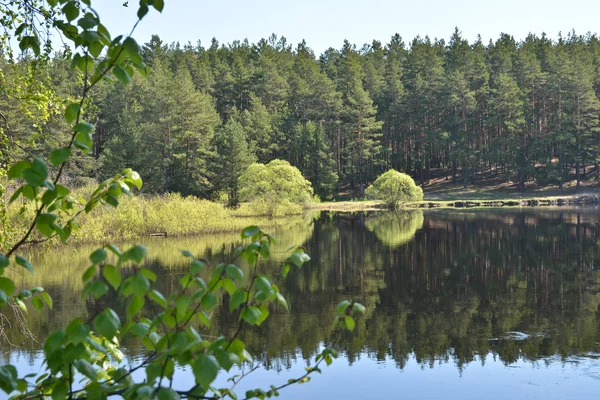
[4,209,600,399]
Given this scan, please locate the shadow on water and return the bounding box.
[4,208,600,398]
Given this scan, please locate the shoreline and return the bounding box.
[313,193,600,211]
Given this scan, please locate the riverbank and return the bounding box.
[315,193,600,211]
[6,188,600,246]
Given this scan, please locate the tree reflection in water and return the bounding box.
[4,209,600,377]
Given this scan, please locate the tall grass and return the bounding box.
[5,190,314,245]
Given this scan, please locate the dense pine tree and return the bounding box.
[4,29,600,199]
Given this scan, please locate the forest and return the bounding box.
[2,29,600,201]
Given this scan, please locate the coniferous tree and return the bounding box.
[211,118,256,205]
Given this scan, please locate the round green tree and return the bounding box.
[238,159,314,204]
[364,169,423,209]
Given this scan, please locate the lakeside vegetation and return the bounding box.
[3,26,600,208]
[6,190,318,244]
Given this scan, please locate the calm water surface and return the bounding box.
[5,209,600,399]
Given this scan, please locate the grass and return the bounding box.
[5,191,316,245]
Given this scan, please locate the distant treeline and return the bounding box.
[2,29,600,199]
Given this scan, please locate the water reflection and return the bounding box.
[4,209,600,396]
[365,211,424,247]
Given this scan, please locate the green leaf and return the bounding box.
[255,276,272,295]
[140,268,157,282]
[282,263,291,278]
[276,292,288,310]
[106,244,122,257]
[241,306,260,325]
[241,226,260,238]
[0,365,18,393]
[192,354,219,389]
[62,1,79,21]
[0,254,8,269]
[15,256,33,274]
[153,0,164,11]
[226,264,244,282]
[0,278,15,297]
[344,315,355,331]
[353,302,366,314]
[122,245,147,264]
[123,37,141,62]
[65,103,81,124]
[73,122,94,134]
[94,309,120,338]
[78,17,98,29]
[89,40,104,58]
[19,36,40,55]
[32,296,44,311]
[336,300,351,314]
[74,131,93,153]
[41,188,57,205]
[67,318,89,344]
[84,280,108,298]
[21,185,36,200]
[190,260,205,274]
[41,292,53,309]
[23,158,48,187]
[129,322,150,337]
[228,338,245,355]
[36,213,57,225]
[127,295,145,320]
[229,289,246,312]
[131,272,150,295]
[15,298,27,313]
[148,289,167,309]
[7,160,31,179]
[82,266,96,282]
[73,359,97,380]
[103,265,121,289]
[51,381,68,400]
[90,248,107,265]
[255,304,269,326]
[176,295,190,321]
[48,147,72,166]
[287,252,304,268]
[215,349,234,372]
[124,170,143,189]
[157,388,180,400]
[200,292,217,311]
[137,4,149,18]
[113,65,131,83]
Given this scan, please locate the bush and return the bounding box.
[364,169,423,209]
[238,159,314,205]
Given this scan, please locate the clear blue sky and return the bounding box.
[94,0,600,54]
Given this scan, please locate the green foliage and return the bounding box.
[4,20,600,200]
[211,118,256,205]
[0,2,363,399]
[365,169,423,209]
[238,159,314,207]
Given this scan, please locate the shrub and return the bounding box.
[364,169,423,209]
[238,159,314,205]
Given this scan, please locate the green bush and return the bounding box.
[364,169,423,209]
[238,159,314,205]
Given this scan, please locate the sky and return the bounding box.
[93,0,600,54]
